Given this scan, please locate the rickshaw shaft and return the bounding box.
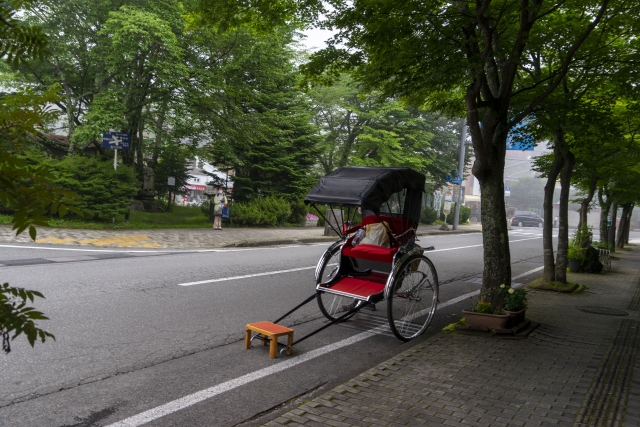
[288,301,370,348]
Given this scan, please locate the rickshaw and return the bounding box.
[247,167,439,355]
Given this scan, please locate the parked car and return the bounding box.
[511,210,544,228]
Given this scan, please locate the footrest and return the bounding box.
[245,322,294,358]
[320,277,385,301]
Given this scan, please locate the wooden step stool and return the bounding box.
[245,321,293,358]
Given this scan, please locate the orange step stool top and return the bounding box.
[245,321,293,358]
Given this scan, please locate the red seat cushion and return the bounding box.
[326,277,385,299]
[343,243,398,263]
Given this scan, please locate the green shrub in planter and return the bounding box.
[567,243,585,260]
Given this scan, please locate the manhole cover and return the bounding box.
[576,306,629,316]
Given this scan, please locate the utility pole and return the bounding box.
[452,120,467,230]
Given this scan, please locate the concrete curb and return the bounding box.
[221,228,481,248]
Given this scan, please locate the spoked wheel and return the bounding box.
[317,292,360,322]
[387,254,439,341]
[316,243,357,321]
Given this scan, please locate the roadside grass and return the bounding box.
[1,207,210,230]
[0,214,11,226]
[442,317,466,333]
[528,278,584,293]
[0,207,318,230]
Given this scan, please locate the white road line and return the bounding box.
[177,266,317,286]
[108,265,545,427]
[178,236,545,286]
[428,236,543,253]
[513,266,544,279]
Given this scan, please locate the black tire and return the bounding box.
[387,254,439,341]
[316,244,357,321]
[537,222,543,228]
[517,221,523,227]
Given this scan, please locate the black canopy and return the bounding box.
[305,167,426,217]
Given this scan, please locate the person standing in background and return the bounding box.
[213,188,227,230]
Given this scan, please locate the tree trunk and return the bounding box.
[625,205,634,244]
[542,147,564,282]
[137,112,145,176]
[598,187,612,248]
[470,119,511,308]
[609,201,618,252]
[617,203,632,249]
[554,129,575,283]
[577,173,597,231]
[152,99,168,166]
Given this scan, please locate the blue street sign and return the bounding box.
[505,186,511,191]
[445,175,451,183]
[102,132,131,150]
[506,121,534,151]
[451,173,463,185]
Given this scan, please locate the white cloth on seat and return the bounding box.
[360,222,390,248]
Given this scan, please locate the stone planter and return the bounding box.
[303,218,318,227]
[568,258,582,273]
[462,310,511,331]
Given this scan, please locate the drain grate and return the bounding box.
[574,320,640,426]
[576,306,629,316]
[0,258,54,266]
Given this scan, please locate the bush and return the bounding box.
[230,196,291,227]
[288,200,307,224]
[436,204,471,224]
[420,207,438,224]
[51,156,140,220]
[200,200,210,219]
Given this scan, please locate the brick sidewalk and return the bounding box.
[0,224,481,249]
[261,247,640,427]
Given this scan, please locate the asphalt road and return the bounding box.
[0,227,633,427]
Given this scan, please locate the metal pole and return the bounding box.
[452,121,467,230]
[114,148,118,171]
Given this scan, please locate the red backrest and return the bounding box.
[359,215,415,246]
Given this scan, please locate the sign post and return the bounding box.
[504,185,511,209]
[440,184,453,231]
[102,132,131,170]
[452,120,467,230]
[167,177,175,212]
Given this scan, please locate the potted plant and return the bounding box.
[462,301,512,331]
[304,213,319,227]
[463,285,528,331]
[497,284,528,325]
[567,225,592,272]
[567,243,585,273]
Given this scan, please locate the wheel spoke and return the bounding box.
[387,255,439,341]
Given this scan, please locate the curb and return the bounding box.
[221,228,481,248]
